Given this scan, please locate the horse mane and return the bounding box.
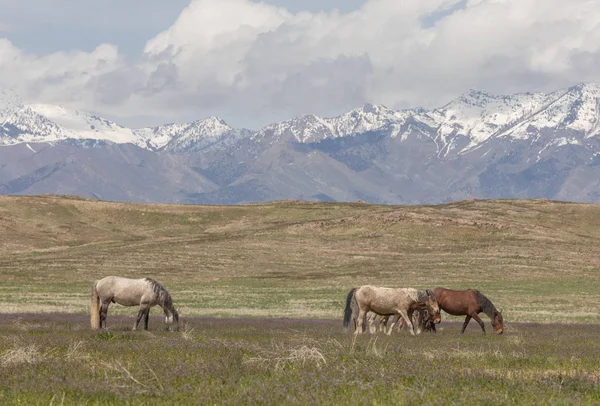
[475,290,498,319]
[144,278,172,308]
[416,289,434,303]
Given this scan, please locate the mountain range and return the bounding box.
[2,83,600,204]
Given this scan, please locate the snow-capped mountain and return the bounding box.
[3,83,600,205]
[249,83,600,152]
[500,84,600,139]
[134,117,252,153]
[0,89,65,141]
[3,83,600,154]
[28,103,139,144]
[252,104,412,144]
[0,89,251,151]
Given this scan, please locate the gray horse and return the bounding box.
[343,285,440,336]
[90,276,179,331]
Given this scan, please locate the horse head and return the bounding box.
[425,289,441,324]
[491,309,504,334]
[164,307,179,332]
[162,293,180,332]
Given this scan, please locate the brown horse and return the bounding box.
[433,287,503,334]
[343,286,441,336]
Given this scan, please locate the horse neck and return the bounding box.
[476,291,497,319]
[159,291,174,314]
[415,290,430,304]
[145,278,171,312]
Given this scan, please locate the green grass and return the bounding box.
[1,195,600,403]
[0,314,599,405]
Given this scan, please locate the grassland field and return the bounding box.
[0,195,599,404]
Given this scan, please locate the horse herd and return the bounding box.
[343,285,504,336]
[89,276,504,335]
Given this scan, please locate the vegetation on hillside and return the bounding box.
[0,195,598,322]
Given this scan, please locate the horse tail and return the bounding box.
[90,281,100,331]
[343,288,357,328]
[475,290,496,318]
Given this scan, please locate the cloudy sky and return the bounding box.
[1,0,599,129]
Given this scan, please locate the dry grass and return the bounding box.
[65,341,90,362]
[0,344,44,366]
[0,195,599,323]
[243,345,327,371]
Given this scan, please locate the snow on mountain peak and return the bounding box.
[501,83,600,139]
[253,103,408,144]
[186,116,233,138]
[433,88,556,148]
[134,116,249,153]
[28,103,138,144]
[0,88,24,123]
[3,83,600,153]
[331,103,408,137]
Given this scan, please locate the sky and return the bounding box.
[1,0,599,129]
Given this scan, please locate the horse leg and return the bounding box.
[100,302,110,329]
[134,305,150,331]
[385,315,398,336]
[460,315,472,334]
[381,316,390,335]
[471,313,486,334]
[408,308,419,335]
[413,311,423,335]
[143,308,150,330]
[389,315,403,334]
[367,313,378,334]
[355,309,366,335]
[399,311,416,336]
[379,316,387,333]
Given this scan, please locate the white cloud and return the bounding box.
[1,0,600,129]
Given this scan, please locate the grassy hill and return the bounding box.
[1,195,599,323]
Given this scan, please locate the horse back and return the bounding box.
[96,276,155,307]
[433,287,481,315]
[355,285,412,314]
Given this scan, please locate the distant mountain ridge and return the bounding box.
[3,83,600,152]
[2,83,600,205]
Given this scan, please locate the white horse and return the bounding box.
[343,285,440,336]
[90,276,179,331]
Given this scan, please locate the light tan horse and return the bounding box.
[91,276,179,331]
[343,286,440,336]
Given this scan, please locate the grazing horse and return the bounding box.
[343,286,441,336]
[90,276,179,332]
[433,287,503,335]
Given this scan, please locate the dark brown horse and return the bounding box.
[433,287,503,334]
